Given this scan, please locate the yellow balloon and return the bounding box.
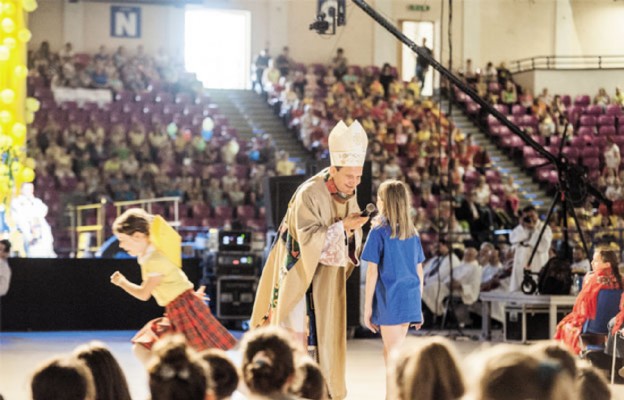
[0,163,9,175]
[3,37,15,49]
[0,135,12,149]
[24,157,36,169]
[25,112,34,124]
[11,123,26,142]
[20,167,35,183]
[0,177,10,191]
[3,3,16,15]
[0,45,9,61]
[0,110,12,124]
[17,28,31,42]
[10,162,21,175]
[22,0,38,12]
[0,89,15,104]
[14,64,28,78]
[1,17,14,33]
[25,97,40,112]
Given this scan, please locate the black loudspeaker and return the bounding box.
[264,174,307,230]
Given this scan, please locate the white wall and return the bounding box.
[27,0,624,81]
[515,69,624,99]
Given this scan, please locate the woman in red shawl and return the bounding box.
[554,247,623,354]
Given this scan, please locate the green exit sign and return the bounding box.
[408,4,430,12]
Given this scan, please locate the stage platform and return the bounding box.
[2,330,624,399]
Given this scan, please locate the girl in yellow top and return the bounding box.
[110,208,236,362]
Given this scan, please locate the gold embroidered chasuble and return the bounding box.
[250,168,363,400]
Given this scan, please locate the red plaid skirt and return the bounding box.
[132,289,237,351]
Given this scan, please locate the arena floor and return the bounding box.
[1,329,624,399]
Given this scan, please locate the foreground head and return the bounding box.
[31,356,95,400]
[200,349,239,400]
[531,341,578,379]
[241,326,296,396]
[149,335,210,400]
[576,363,610,400]
[477,349,576,400]
[291,356,328,400]
[392,337,464,400]
[73,341,132,400]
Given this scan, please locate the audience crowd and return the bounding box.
[22,325,614,400]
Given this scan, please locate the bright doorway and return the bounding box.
[184,8,251,89]
[400,21,434,96]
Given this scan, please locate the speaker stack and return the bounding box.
[214,230,259,320]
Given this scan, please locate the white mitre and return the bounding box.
[328,120,368,167]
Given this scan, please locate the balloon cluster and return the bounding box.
[0,0,39,202]
[165,117,214,146]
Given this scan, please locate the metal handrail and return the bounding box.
[509,55,624,73]
[70,196,182,257]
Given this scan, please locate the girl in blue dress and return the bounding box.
[362,180,425,365]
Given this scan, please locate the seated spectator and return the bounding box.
[421,240,461,317]
[148,335,213,400]
[538,113,556,138]
[500,80,517,112]
[221,167,238,193]
[73,341,132,400]
[614,86,624,107]
[603,136,621,177]
[555,246,623,354]
[482,61,497,84]
[473,244,513,323]
[90,61,109,88]
[474,75,488,98]
[240,326,299,400]
[59,42,74,63]
[276,150,296,176]
[30,356,95,400]
[594,87,611,108]
[221,139,240,165]
[570,244,591,275]
[383,156,403,180]
[496,61,512,86]
[390,337,465,400]
[456,190,493,244]
[422,246,481,324]
[518,87,534,110]
[458,58,477,83]
[200,349,240,400]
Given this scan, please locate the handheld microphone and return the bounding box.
[360,203,376,217]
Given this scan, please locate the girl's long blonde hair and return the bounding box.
[377,180,417,240]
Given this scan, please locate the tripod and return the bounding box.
[350,0,610,296]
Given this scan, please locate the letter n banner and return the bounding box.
[111,6,142,39]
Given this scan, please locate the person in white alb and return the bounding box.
[422,246,481,317]
[0,239,12,296]
[509,205,551,292]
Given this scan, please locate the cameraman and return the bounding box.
[508,205,552,292]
